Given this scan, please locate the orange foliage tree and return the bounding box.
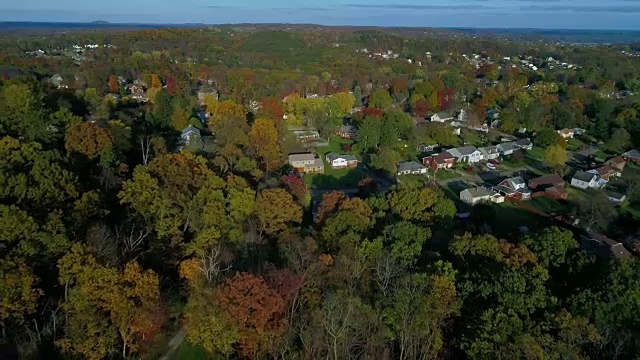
[216,272,286,358]
[249,118,281,172]
[108,75,119,93]
[65,121,114,160]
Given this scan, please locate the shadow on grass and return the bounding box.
[307,168,368,190]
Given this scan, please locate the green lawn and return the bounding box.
[621,203,640,220]
[171,342,208,360]
[527,146,545,162]
[435,169,462,181]
[304,164,367,190]
[530,197,570,215]
[315,136,354,155]
[493,202,549,235]
[566,138,585,151]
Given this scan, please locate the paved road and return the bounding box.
[158,329,186,360]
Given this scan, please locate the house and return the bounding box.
[607,191,627,205]
[423,152,455,170]
[604,156,626,172]
[50,74,64,88]
[573,128,587,136]
[180,126,201,146]
[289,153,324,174]
[514,138,533,151]
[326,153,358,169]
[580,231,632,259]
[588,166,621,182]
[446,146,482,163]
[496,176,532,200]
[337,125,357,139]
[428,112,453,123]
[623,149,640,163]
[558,128,574,139]
[478,146,500,161]
[497,142,518,156]
[397,161,428,176]
[126,83,145,95]
[418,143,439,153]
[460,187,504,206]
[292,130,320,143]
[528,174,564,190]
[570,171,601,189]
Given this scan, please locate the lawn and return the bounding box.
[315,136,354,156]
[566,138,585,151]
[304,165,367,190]
[527,146,545,162]
[530,197,570,215]
[171,342,208,360]
[435,169,462,181]
[493,202,550,235]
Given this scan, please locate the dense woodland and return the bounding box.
[1,26,640,360]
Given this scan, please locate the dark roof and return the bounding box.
[498,142,518,152]
[515,138,532,147]
[607,191,625,200]
[529,174,564,188]
[573,170,596,183]
[398,161,425,173]
[584,231,632,259]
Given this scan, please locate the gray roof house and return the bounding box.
[447,146,482,163]
[607,191,627,205]
[181,125,201,144]
[571,171,601,190]
[397,161,428,176]
[460,187,505,206]
[514,138,533,150]
[497,142,518,155]
[479,146,500,160]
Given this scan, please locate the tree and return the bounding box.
[207,99,246,126]
[535,127,562,148]
[328,92,355,118]
[522,227,578,268]
[150,89,173,128]
[150,73,162,88]
[388,186,454,224]
[256,188,302,235]
[356,117,381,151]
[0,258,42,328]
[281,175,306,204]
[259,97,285,123]
[171,106,190,131]
[368,89,393,110]
[575,190,616,231]
[107,75,119,93]
[65,121,114,160]
[353,86,362,106]
[604,128,631,153]
[381,221,431,268]
[249,118,281,172]
[545,144,568,174]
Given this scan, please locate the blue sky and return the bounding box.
[3,0,640,29]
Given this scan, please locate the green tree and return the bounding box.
[604,128,631,153]
[256,188,302,235]
[368,89,393,110]
[545,144,568,174]
[381,221,431,267]
[522,227,578,268]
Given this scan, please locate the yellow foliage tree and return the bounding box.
[249,118,281,172]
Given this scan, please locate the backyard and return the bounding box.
[302,137,368,190]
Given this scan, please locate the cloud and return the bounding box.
[521,5,640,13]
[342,4,491,10]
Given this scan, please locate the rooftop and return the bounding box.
[529,174,564,188]
[398,161,426,173]
[289,153,316,162]
[573,170,597,183]
[462,186,493,199]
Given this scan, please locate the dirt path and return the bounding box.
[158,328,186,360]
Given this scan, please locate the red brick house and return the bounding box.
[423,152,455,170]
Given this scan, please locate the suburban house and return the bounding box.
[428,112,453,123]
[397,161,428,176]
[423,152,455,170]
[573,128,587,136]
[495,176,532,200]
[558,128,574,139]
[570,171,601,189]
[514,138,533,151]
[180,125,201,146]
[460,187,504,206]
[337,125,357,139]
[446,146,483,163]
[607,191,627,206]
[292,130,320,143]
[604,156,626,172]
[623,149,640,163]
[418,143,439,153]
[478,146,500,161]
[497,142,518,156]
[545,185,569,200]
[325,153,358,169]
[588,166,621,182]
[289,153,324,174]
[528,174,564,190]
[579,231,632,259]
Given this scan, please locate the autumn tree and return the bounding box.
[259,97,285,123]
[281,175,306,204]
[150,73,162,88]
[368,88,393,110]
[256,188,302,235]
[215,273,286,358]
[249,118,281,172]
[107,75,119,93]
[171,106,190,131]
[545,144,568,174]
[65,121,114,160]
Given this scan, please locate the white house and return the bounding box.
[478,146,500,160]
[571,171,601,189]
[325,153,358,169]
[180,125,201,146]
[558,128,575,139]
[460,187,504,206]
[397,161,428,176]
[497,142,518,156]
[428,112,453,123]
[446,146,483,163]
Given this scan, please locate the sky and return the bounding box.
[3,0,640,30]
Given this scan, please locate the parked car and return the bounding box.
[488,159,500,166]
[486,163,496,170]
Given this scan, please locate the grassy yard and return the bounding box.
[530,197,570,215]
[527,146,545,162]
[315,136,354,155]
[171,342,208,360]
[493,202,550,235]
[304,165,367,190]
[566,138,585,151]
[435,169,462,181]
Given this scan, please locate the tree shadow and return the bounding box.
[308,168,368,190]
